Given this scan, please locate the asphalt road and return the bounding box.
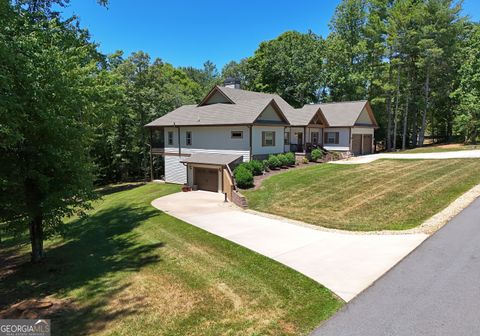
[312,196,480,336]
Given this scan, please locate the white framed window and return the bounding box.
[311,132,319,145]
[231,131,243,139]
[186,131,192,146]
[167,131,174,145]
[262,131,275,147]
[284,132,290,145]
[325,132,339,144]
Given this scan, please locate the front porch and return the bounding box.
[285,126,324,155]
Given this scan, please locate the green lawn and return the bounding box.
[0,184,341,336]
[392,143,480,153]
[243,159,480,231]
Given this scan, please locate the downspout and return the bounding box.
[176,123,181,157]
[249,125,253,161]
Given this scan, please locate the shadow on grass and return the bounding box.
[96,182,147,196]
[0,201,164,335]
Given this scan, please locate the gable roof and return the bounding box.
[319,100,378,128]
[145,85,377,128]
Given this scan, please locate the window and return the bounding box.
[167,131,174,145]
[231,131,243,139]
[262,131,275,147]
[325,132,339,144]
[186,131,192,146]
[284,132,290,145]
[311,132,319,145]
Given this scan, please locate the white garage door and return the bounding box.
[164,155,187,184]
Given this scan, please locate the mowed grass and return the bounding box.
[0,184,341,336]
[393,143,480,153]
[243,159,480,231]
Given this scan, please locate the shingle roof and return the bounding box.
[180,153,242,165]
[318,101,369,127]
[145,86,374,128]
[145,97,273,127]
[283,105,321,126]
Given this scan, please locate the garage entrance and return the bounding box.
[362,135,372,154]
[194,167,219,192]
[352,134,362,155]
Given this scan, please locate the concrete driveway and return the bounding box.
[334,149,480,164]
[311,197,480,336]
[152,191,427,301]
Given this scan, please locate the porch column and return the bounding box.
[149,129,154,181]
[303,126,307,153]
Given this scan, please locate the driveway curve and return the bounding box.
[334,149,480,164]
[311,197,480,336]
[152,191,427,302]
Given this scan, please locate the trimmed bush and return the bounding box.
[311,148,323,161]
[276,154,288,167]
[262,160,269,171]
[234,165,254,189]
[285,152,296,166]
[267,154,281,169]
[249,160,264,176]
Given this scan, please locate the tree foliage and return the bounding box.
[0,2,103,261]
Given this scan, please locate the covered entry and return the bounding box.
[181,153,243,193]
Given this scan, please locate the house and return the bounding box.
[145,80,378,193]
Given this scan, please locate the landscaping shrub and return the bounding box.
[331,152,341,160]
[234,165,254,188]
[267,154,281,169]
[285,152,296,166]
[311,148,323,161]
[262,160,270,171]
[277,154,290,167]
[249,160,264,176]
[302,157,309,164]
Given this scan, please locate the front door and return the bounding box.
[296,132,304,152]
[297,132,303,146]
[194,167,218,192]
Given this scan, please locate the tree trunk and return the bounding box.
[386,64,394,151]
[412,104,418,147]
[472,127,478,145]
[402,67,411,150]
[418,66,429,147]
[29,214,45,263]
[392,64,401,150]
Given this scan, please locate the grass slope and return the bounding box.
[244,159,480,231]
[0,183,341,336]
[392,144,480,153]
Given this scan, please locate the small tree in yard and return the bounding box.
[0,5,106,262]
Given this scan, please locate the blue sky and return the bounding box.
[62,0,480,69]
